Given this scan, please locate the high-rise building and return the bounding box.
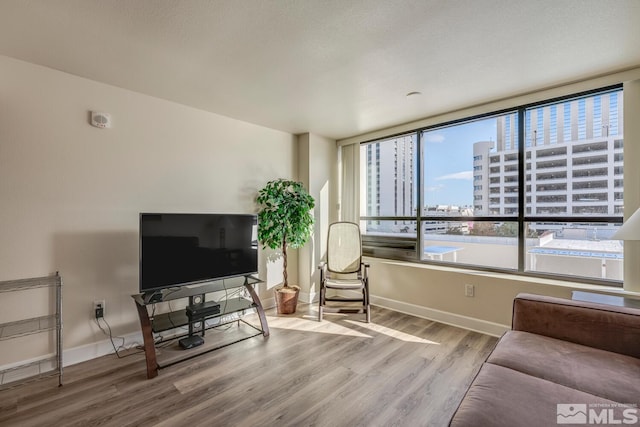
[473,91,624,217]
[363,134,415,218]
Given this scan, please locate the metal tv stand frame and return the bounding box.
[132,275,269,379]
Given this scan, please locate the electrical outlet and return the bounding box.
[94,300,105,318]
[464,284,475,297]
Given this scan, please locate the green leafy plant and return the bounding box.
[256,179,315,289]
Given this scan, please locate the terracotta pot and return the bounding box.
[275,286,300,314]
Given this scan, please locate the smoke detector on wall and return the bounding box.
[90,112,111,129]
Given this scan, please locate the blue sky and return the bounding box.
[423,117,497,206]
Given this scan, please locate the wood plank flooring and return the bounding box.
[0,304,497,427]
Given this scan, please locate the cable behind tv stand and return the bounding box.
[132,275,269,379]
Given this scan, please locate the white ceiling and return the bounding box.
[0,0,639,140]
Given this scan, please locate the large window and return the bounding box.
[360,87,624,284]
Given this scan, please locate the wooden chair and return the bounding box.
[318,222,370,322]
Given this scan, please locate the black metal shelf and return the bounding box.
[133,275,261,305]
[151,297,255,333]
[132,274,269,379]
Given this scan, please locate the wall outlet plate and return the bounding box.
[93,300,105,318]
[464,284,475,297]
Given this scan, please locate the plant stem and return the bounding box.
[282,235,289,288]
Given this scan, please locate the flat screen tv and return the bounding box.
[139,213,258,293]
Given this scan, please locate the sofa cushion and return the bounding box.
[449,363,623,427]
[487,330,640,403]
[513,293,640,358]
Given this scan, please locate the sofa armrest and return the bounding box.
[512,293,640,358]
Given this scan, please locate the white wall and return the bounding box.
[0,55,297,365]
[297,133,338,303]
[367,260,575,335]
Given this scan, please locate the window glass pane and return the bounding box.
[358,87,623,285]
[422,113,518,217]
[526,222,622,280]
[361,134,417,217]
[525,90,623,217]
[422,221,518,269]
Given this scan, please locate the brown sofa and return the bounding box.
[449,293,640,426]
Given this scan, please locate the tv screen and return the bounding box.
[139,213,258,293]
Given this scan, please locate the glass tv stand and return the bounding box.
[132,275,269,379]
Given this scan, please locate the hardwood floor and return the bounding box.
[0,305,497,427]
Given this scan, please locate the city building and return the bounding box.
[363,133,415,218]
[474,91,624,217]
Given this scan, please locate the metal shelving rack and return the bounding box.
[0,273,63,390]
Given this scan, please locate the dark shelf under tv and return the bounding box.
[133,275,263,305]
[151,297,255,333]
[132,275,269,379]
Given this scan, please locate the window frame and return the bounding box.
[359,84,624,286]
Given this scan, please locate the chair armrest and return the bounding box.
[361,262,369,279]
[512,293,640,358]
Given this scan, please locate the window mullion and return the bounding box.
[416,130,423,262]
[518,108,526,272]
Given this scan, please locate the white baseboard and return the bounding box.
[370,294,510,337]
[330,289,509,337]
[261,295,276,310]
[1,330,144,370]
[0,330,143,385]
[63,330,143,367]
[299,290,316,305]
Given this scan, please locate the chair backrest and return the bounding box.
[327,222,362,274]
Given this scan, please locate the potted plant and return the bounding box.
[256,178,315,314]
